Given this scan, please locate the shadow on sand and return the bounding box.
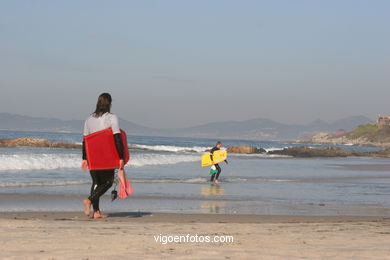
[107,211,152,218]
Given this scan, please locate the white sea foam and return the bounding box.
[0,177,294,187]
[0,178,209,188]
[131,144,208,153]
[224,177,294,183]
[132,144,289,154]
[133,177,208,184]
[129,154,199,167]
[122,177,294,184]
[0,153,200,171]
[0,144,289,172]
[264,147,286,152]
[0,180,90,188]
[0,154,81,171]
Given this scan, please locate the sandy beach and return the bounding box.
[1,135,390,259]
[1,212,389,260]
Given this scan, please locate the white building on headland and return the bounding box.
[377,115,390,127]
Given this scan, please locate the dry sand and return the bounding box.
[0,212,389,260]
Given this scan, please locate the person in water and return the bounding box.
[81,93,125,219]
[210,141,228,184]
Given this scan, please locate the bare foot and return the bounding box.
[214,179,221,184]
[83,199,91,216]
[93,211,107,219]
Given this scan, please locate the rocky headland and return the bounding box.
[299,124,390,148]
[0,138,81,149]
[227,144,390,158]
[267,146,364,158]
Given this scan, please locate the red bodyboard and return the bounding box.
[84,128,130,170]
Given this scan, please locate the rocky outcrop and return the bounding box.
[225,144,390,158]
[366,148,390,158]
[299,124,390,148]
[306,132,383,147]
[227,145,266,154]
[267,146,364,158]
[0,138,81,149]
[310,132,334,143]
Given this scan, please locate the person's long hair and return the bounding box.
[93,93,112,117]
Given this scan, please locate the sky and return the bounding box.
[0,0,389,128]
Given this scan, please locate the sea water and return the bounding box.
[0,130,389,216]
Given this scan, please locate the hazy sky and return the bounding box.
[0,1,389,128]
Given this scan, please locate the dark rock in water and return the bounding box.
[267,146,364,158]
[0,138,81,149]
[227,145,266,154]
[366,148,390,158]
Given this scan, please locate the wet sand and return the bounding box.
[1,211,390,260]
[2,211,388,223]
[2,193,390,216]
[333,163,390,171]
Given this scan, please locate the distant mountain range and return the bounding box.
[0,113,373,141]
[166,115,373,140]
[0,113,153,135]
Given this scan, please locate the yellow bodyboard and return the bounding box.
[201,150,227,167]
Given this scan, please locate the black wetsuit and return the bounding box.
[82,133,125,211]
[209,146,227,182]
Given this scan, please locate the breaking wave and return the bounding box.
[129,154,199,167]
[0,180,90,188]
[0,153,200,171]
[130,144,208,153]
[0,154,80,171]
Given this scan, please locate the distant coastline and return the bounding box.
[2,136,390,158]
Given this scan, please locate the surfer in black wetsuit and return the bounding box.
[81,93,125,219]
[210,141,228,184]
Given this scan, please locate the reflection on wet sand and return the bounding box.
[201,184,225,196]
[200,185,225,213]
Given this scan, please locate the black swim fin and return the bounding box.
[111,190,118,201]
[111,172,119,201]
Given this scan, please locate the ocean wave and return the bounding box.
[133,177,294,184]
[131,144,290,155]
[0,180,90,188]
[0,153,200,171]
[133,177,209,184]
[0,177,294,187]
[224,177,294,183]
[129,154,199,167]
[0,154,81,171]
[0,147,290,171]
[130,144,208,153]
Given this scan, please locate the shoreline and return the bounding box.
[1,192,390,217]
